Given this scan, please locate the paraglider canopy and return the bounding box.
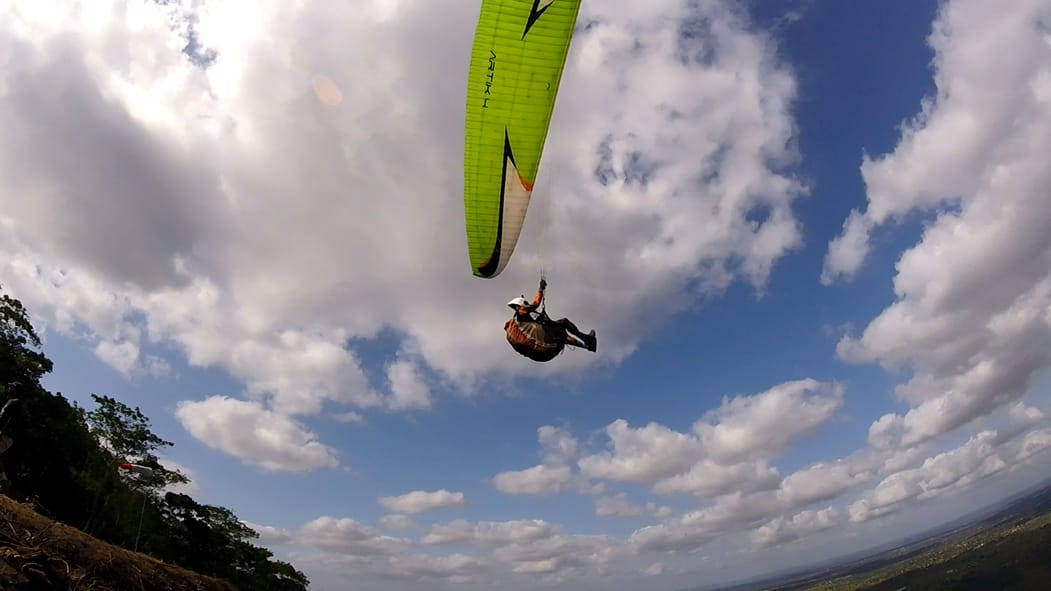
[463,0,582,278]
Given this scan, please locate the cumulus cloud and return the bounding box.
[538,426,581,465]
[298,516,413,556]
[371,517,626,585]
[1017,428,1051,461]
[630,490,783,553]
[491,425,585,496]
[483,379,868,555]
[378,489,466,514]
[594,493,644,519]
[693,379,845,464]
[751,507,842,548]
[287,515,627,587]
[822,0,1051,453]
[653,458,782,498]
[578,379,842,494]
[157,457,200,496]
[422,519,562,547]
[646,503,675,520]
[6,0,1051,588]
[849,425,1036,523]
[270,401,1051,587]
[489,531,624,581]
[0,0,807,461]
[505,381,1051,557]
[242,521,295,546]
[493,464,575,496]
[175,396,341,473]
[382,553,491,585]
[776,458,876,509]
[380,514,415,530]
[384,358,434,411]
[578,419,706,483]
[94,339,141,376]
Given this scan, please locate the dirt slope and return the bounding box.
[0,494,238,591]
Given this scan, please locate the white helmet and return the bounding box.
[507,296,530,309]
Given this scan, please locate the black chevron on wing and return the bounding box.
[522,0,552,39]
[477,129,516,278]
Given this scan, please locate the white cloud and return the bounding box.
[751,507,843,548]
[94,339,140,376]
[6,0,1051,588]
[776,458,875,508]
[0,0,807,432]
[332,411,364,424]
[384,358,433,411]
[538,426,581,465]
[558,386,1049,557]
[820,211,871,286]
[382,553,491,585]
[1017,428,1051,461]
[157,457,200,496]
[823,0,1051,281]
[629,490,784,553]
[492,464,575,496]
[594,493,644,518]
[377,489,466,514]
[644,562,665,576]
[578,380,843,498]
[415,518,627,583]
[242,521,294,546]
[422,519,561,547]
[578,419,705,483]
[489,531,624,582]
[654,458,782,498]
[380,514,415,530]
[823,0,1051,453]
[278,404,1051,588]
[646,502,675,520]
[174,396,340,473]
[491,425,585,496]
[298,516,412,556]
[849,422,1044,523]
[692,379,845,464]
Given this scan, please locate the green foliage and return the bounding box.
[0,284,309,590]
[86,394,174,460]
[85,393,190,490]
[160,493,311,591]
[0,291,53,396]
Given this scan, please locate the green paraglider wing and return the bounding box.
[464,0,581,278]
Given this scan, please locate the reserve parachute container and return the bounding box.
[463,0,582,278]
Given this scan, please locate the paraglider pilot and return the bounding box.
[504,278,597,361]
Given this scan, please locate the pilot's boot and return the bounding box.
[585,330,597,352]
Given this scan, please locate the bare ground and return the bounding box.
[0,494,238,591]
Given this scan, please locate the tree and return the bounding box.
[0,284,92,520]
[0,285,310,590]
[0,288,53,396]
[159,492,310,591]
[85,393,190,490]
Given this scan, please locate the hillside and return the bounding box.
[700,480,1051,591]
[804,506,1051,591]
[0,493,237,591]
[0,287,309,591]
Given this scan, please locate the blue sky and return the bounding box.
[4,0,1051,589]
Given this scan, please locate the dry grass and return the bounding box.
[0,494,238,591]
